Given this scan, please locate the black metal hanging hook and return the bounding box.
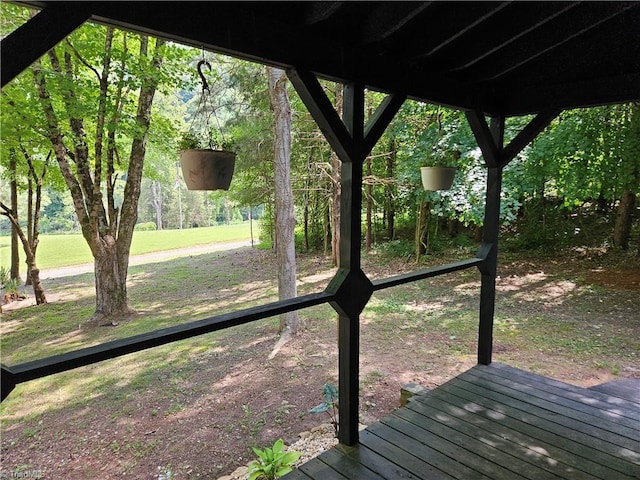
[197,59,212,93]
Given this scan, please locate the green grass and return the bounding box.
[0,222,253,270]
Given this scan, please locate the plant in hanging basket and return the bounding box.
[178,130,236,191]
[420,146,460,191]
[420,165,456,191]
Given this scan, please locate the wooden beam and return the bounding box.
[287,68,354,162]
[502,109,559,166]
[363,93,406,158]
[372,255,485,291]
[477,117,505,366]
[1,291,334,400]
[1,4,90,87]
[465,110,501,167]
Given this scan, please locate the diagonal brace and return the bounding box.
[287,68,354,161]
[1,5,91,88]
[288,67,405,163]
[466,109,559,168]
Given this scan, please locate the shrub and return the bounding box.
[134,222,157,231]
[247,439,301,480]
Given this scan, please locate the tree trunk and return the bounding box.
[331,85,343,266]
[32,33,164,323]
[415,200,429,262]
[365,156,373,250]
[268,66,299,340]
[25,176,34,286]
[9,151,20,282]
[0,202,46,304]
[613,189,636,250]
[151,180,163,230]
[386,137,396,240]
[94,242,127,320]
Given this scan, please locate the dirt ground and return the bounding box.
[1,245,638,479]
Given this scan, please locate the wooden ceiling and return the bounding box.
[4,1,640,116]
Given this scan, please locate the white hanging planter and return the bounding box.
[179,149,236,191]
[420,166,456,190]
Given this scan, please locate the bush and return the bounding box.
[134,222,157,231]
[375,239,414,259]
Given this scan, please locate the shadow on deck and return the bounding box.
[284,363,640,479]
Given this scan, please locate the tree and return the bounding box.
[267,66,299,354]
[0,149,50,304]
[28,25,167,323]
[613,103,639,249]
[9,151,21,281]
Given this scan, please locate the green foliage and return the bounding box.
[247,439,301,480]
[134,222,157,231]
[375,239,415,259]
[309,383,339,436]
[0,266,10,287]
[4,278,21,296]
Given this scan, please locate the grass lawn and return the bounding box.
[0,222,253,270]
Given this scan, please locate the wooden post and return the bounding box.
[467,111,559,365]
[478,117,504,365]
[288,69,404,445]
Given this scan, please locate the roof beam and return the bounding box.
[1,4,90,87]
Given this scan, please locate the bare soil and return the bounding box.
[1,245,638,479]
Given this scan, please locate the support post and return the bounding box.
[288,68,404,445]
[467,110,558,365]
[474,114,504,365]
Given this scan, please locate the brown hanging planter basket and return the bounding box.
[180,149,236,191]
[420,166,456,191]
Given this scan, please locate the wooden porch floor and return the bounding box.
[284,363,640,479]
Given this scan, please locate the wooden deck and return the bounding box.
[284,363,640,479]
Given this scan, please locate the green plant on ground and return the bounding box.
[0,265,9,287]
[247,439,301,480]
[309,383,339,437]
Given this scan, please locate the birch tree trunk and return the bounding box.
[267,66,299,342]
[151,181,163,230]
[9,152,20,282]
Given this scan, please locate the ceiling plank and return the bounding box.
[472,2,636,82]
[359,2,432,45]
[410,2,511,60]
[446,2,580,72]
[303,2,343,26]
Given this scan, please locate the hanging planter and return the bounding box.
[420,166,456,190]
[178,59,236,191]
[180,149,236,191]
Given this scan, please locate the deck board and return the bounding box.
[283,363,640,480]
